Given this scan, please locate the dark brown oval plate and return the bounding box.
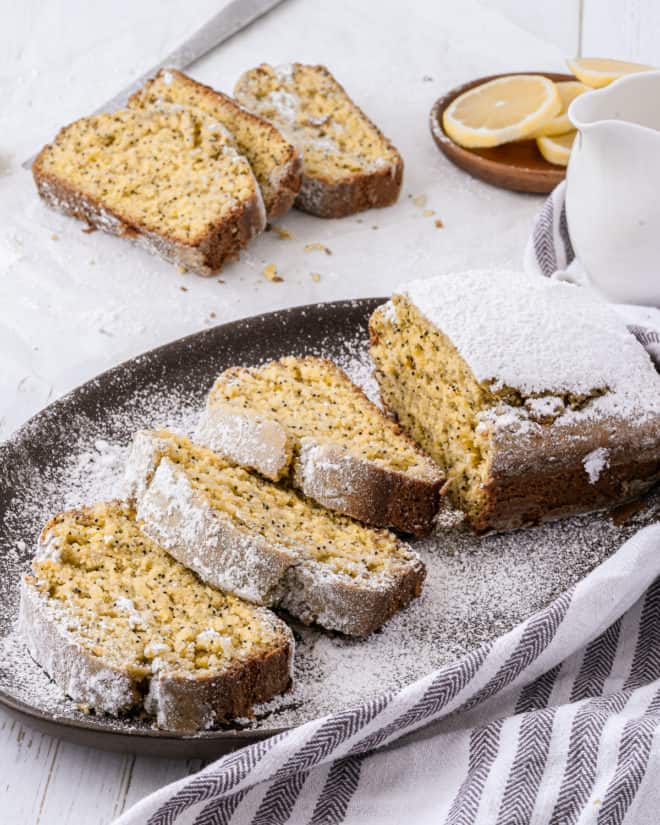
[430,72,574,193]
[0,299,382,758]
[1,299,653,758]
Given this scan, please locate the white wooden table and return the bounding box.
[0,1,654,822]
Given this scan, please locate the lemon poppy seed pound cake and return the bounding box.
[234,63,403,218]
[128,69,302,220]
[195,357,444,535]
[33,106,266,274]
[19,501,293,731]
[369,270,660,533]
[124,430,425,636]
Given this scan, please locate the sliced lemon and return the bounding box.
[443,75,561,148]
[537,131,575,166]
[567,57,653,89]
[530,81,588,137]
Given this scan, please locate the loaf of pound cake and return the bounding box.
[33,105,266,275]
[369,270,660,533]
[195,357,444,535]
[129,69,302,220]
[19,501,293,731]
[124,429,425,636]
[234,63,403,218]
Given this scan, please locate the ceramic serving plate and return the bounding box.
[430,72,573,194]
[1,299,655,758]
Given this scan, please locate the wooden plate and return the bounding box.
[430,72,574,194]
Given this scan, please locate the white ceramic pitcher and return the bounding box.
[566,69,660,306]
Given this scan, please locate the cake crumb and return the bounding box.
[263,263,283,282]
[271,225,294,240]
[50,233,59,241]
[217,279,225,284]
[412,194,427,207]
[435,219,444,228]
[305,242,332,255]
[177,265,188,274]
[311,273,321,283]
[423,209,435,217]
[209,312,216,319]
[179,286,188,292]
[372,225,379,230]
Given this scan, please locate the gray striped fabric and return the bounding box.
[114,524,660,825]
[115,188,660,825]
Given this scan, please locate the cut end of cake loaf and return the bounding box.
[129,68,302,220]
[369,272,660,533]
[234,63,403,218]
[196,357,444,535]
[125,428,425,636]
[33,106,266,275]
[19,501,293,731]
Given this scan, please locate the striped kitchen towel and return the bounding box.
[114,189,660,825]
[115,522,660,825]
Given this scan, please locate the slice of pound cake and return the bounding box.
[124,430,425,636]
[369,270,660,533]
[33,106,266,275]
[129,69,302,220]
[195,357,444,535]
[234,63,403,218]
[19,501,293,731]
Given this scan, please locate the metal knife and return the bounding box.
[22,0,286,168]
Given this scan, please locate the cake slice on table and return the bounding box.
[19,501,293,732]
[124,429,425,636]
[195,357,444,536]
[234,63,403,218]
[33,105,265,275]
[129,68,302,220]
[369,270,660,533]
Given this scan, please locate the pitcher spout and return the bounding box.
[569,69,660,136]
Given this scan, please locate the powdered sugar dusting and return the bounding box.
[583,447,610,484]
[399,270,660,412]
[1,318,657,735]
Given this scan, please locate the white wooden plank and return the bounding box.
[0,711,62,824]
[480,0,581,55]
[0,707,202,823]
[37,744,130,825]
[582,0,660,64]
[119,757,204,816]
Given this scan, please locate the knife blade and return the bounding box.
[22,0,286,168]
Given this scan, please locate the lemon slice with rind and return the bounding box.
[537,131,575,166]
[530,81,588,137]
[443,75,561,149]
[567,57,652,89]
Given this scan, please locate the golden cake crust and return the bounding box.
[234,64,404,218]
[129,69,303,220]
[20,502,293,731]
[125,430,426,636]
[369,275,660,533]
[32,109,266,275]
[196,357,443,535]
